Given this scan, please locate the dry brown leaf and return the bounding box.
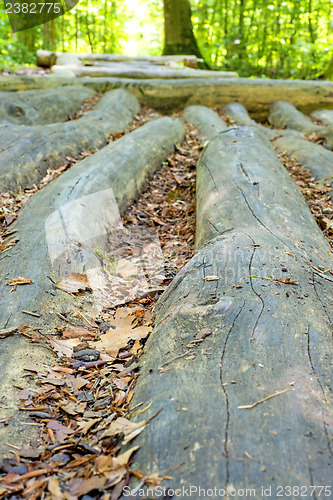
[95,446,139,473]
[5,276,32,286]
[61,326,94,339]
[101,417,148,445]
[94,325,151,357]
[49,338,81,358]
[55,273,91,294]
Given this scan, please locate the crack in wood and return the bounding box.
[219,301,245,485]
[306,322,333,458]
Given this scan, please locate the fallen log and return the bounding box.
[310,109,333,126]
[0,89,140,192]
[220,101,333,185]
[36,49,199,68]
[0,116,184,458]
[269,100,333,149]
[0,85,95,125]
[51,63,238,79]
[0,77,333,118]
[129,126,333,491]
[183,105,227,139]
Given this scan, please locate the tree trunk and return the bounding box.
[0,89,140,192]
[129,126,333,491]
[324,54,333,80]
[183,105,227,139]
[0,117,184,458]
[163,0,205,63]
[310,109,333,126]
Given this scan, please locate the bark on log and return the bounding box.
[129,126,333,492]
[0,85,95,125]
[0,116,184,458]
[183,105,227,139]
[223,101,333,185]
[51,63,238,79]
[36,49,198,68]
[310,109,333,126]
[269,100,333,149]
[0,89,140,192]
[55,53,83,67]
[0,77,333,118]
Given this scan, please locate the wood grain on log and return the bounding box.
[0,85,95,125]
[0,89,140,192]
[0,116,184,458]
[129,126,333,491]
[220,101,333,185]
[0,77,333,118]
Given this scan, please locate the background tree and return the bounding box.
[162,0,204,59]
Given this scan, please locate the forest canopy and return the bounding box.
[0,0,332,79]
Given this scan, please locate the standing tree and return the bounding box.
[162,0,205,60]
[324,54,333,80]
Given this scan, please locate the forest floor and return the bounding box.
[0,97,332,498]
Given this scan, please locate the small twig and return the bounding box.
[238,388,289,410]
[77,311,94,328]
[22,310,41,318]
[159,350,194,369]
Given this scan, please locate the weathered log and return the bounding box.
[183,105,227,139]
[1,77,333,118]
[36,49,199,68]
[310,109,333,126]
[0,89,140,192]
[51,63,238,79]
[55,53,83,67]
[269,100,333,149]
[0,116,184,458]
[221,101,333,184]
[0,85,95,125]
[129,126,333,492]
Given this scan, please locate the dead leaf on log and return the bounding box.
[5,276,32,286]
[55,273,91,294]
[94,324,151,357]
[101,416,148,445]
[49,338,81,358]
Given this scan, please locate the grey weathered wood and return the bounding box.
[310,109,333,126]
[36,49,199,68]
[0,116,184,458]
[220,101,333,185]
[0,89,140,192]
[269,100,333,149]
[1,77,333,118]
[0,85,95,125]
[130,126,333,493]
[183,105,227,139]
[51,63,238,79]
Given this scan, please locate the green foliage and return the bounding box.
[0,0,332,79]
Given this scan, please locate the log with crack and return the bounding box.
[269,100,333,149]
[0,77,333,119]
[221,101,333,187]
[0,116,184,457]
[0,85,94,125]
[129,126,333,491]
[0,89,140,192]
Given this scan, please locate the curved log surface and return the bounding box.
[0,85,95,125]
[51,63,238,79]
[0,116,184,458]
[310,109,333,126]
[0,77,333,118]
[269,100,333,149]
[0,89,140,192]
[183,105,227,139]
[221,101,333,185]
[129,127,333,493]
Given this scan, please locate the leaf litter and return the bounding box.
[0,119,197,499]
